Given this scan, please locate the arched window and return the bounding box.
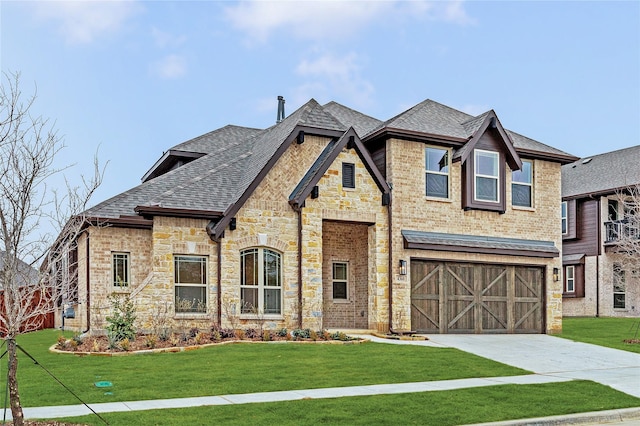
[240,248,282,315]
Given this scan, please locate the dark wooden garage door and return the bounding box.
[411,261,544,334]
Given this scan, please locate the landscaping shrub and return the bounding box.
[106,293,137,344]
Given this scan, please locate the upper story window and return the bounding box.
[608,199,619,221]
[425,147,449,198]
[474,150,499,203]
[112,252,130,288]
[174,255,207,313]
[512,160,533,208]
[342,162,355,189]
[240,248,282,315]
[561,202,568,235]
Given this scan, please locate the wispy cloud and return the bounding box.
[150,55,187,80]
[151,27,187,49]
[225,1,474,44]
[32,1,141,44]
[294,52,374,108]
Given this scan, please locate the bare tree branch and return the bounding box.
[0,70,104,424]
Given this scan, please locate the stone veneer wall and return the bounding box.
[386,139,564,333]
[221,135,389,331]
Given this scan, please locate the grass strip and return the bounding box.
[54,380,640,425]
[1,330,527,407]
[559,317,640,353]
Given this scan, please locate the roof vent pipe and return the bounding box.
[276,96,285,123]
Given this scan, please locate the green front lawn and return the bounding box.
[560,317,640,353]
[2,330,527,407]
[59,380,640,426]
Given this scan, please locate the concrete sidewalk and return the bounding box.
[3,334,640,423]
[14,373,571,420]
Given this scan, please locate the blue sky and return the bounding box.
[1,0,639,215]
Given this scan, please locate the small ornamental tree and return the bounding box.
[610,184,640,273]
[0,71,103,425]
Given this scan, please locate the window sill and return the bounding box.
[331,299,351,304]
[111,288,131,293]
[562,293,581,298]
[512,205,535,212]
[240,314,284,321]
[174,313,209,320]
[425,196,452,203]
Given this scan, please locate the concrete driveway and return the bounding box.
[423,334,640,398]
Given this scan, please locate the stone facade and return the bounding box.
[57,101,568,335]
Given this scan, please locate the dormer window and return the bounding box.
[474,150,499,203]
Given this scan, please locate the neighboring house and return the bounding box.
[561,145,640,317]
[0,251,55,332]
[56,98,577,335]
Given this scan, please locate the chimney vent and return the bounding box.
[276,96,285,123]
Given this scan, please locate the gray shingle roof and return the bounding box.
[84,97,576,222]
[171,125,262,154]
[323,101,382,137]
[366,100,575,160]
[85,99,346,220]
[562,145,640,199]
[0,251,39,288]
[371,99,471,139]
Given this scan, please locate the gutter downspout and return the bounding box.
[217,240,222,325]
[297,207,303,329]
[387,192,393,333]
[596,198,601,317]
[83,231,91,334]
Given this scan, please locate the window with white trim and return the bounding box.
[112,252,130,288]
[565,265,575,293]
[240,248,282,315]
[174,255,207,313]
[332,262,348,300]
[561,202,568,235]
[425,147,449,198]
[613,263,626,309]
[512,160,533,207]
[474,149,499,202]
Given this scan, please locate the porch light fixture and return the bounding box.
[399,259,407,276]
[553,267,559,282]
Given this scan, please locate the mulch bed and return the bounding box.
[54,330,359,355]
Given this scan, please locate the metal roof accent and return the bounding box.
[402,230,559,258]
[562,253,585,265]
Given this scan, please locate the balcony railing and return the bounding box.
[605,219,640,244]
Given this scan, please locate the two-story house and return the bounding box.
[562,145,640,317]
[55,98,576,335]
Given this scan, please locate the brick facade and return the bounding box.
[387,139,563,333]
